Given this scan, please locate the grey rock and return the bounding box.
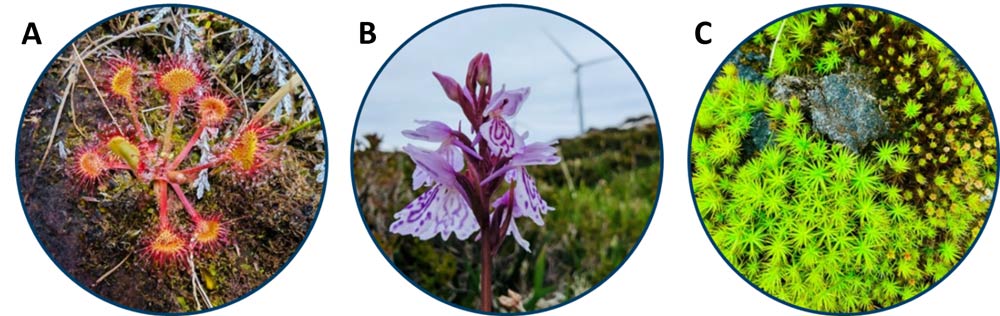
[726,50,771,86]
[770,68,887,152]
[742,111,773,157]
[771,75,815,108]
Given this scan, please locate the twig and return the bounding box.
[76,11,208,62]
[64,17,174,80]
[92,252,132,287]
[32,66,77,180]
[187,253,213,310]
[238,75,249,117]
[188,254,201,310]
[72,43,122,133]
[251,73,302,123]
[222,215,252,225]
[142,105,168,113]
[767,19,787,70]
[209,71,239,101]
[68,83,85,136]
[211,27,244,41]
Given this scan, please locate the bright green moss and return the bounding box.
[903,99,922,119]
[900,52,916,68]
[788,15,814,45]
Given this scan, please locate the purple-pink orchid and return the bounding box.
[388,53,560,311]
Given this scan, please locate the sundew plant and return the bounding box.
[691,6,995,313]
[389,53,561,312]
[75,53,296,262]
[18,7,324,313]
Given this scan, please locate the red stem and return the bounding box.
[169,124,205,169]
[178,156,228,175]
[127,99,146,142]
[480,231,493,312]
[156,180,170,229]
[493,188,515,255]
[170,182,201,222]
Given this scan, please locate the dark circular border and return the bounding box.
[350,3,663,315]
[686,3,997,315]
[14,3,329,315]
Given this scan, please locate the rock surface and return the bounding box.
[742,111,773,157]
[726,50,770,85]
[770,68,887,152]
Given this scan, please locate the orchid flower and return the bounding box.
[480,87,529,158]
[387,52,561,312]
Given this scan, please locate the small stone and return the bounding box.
[742,111,773,157]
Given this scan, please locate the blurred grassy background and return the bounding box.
[352,115,660,311]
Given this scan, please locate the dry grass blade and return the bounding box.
[32,66,77,181]
[251,73,302,123]
[72,43,122,132]
[92,252,132,287]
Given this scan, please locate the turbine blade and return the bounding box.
[580,55,616,67]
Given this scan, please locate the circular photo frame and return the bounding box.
[688,4,995,314]
[351,4,662,314]
[16,5,327,314]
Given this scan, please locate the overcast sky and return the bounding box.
[356,7,653,150]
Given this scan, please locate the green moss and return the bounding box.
[903,99,923,119]
[788,15,814,45]
[900,52,916,68]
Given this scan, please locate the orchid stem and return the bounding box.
[480,233,493,312]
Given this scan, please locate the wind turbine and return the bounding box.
[545,31,615,134]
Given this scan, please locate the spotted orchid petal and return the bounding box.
[505,167,552,226]
[404,121,470,190]
[411,145,463,190]
[506,221,531,252]
[480,140,561,185]
[402,120,454,142]
[390,185,480,241]
[451,196,480,240]
[390,185,441,238]
[483,87,530,118]
[511,141,561,167]
[403,145,460,190]
[480,117,523,158]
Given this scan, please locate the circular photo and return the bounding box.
[16,5,326,314]
[352,5,660,314]
[689,5,995,314]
